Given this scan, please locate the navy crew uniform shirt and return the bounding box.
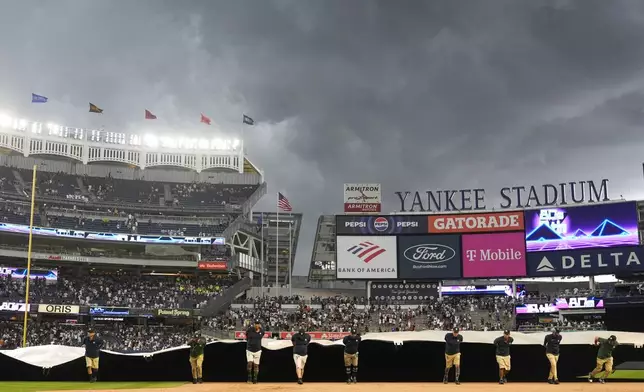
[544,333,562,355]
[83,336,104,358]
[246,328,265,353]
[343,334,361,355]
[291,332,312,356]
[445,333,463,355]
[493,336,514,356]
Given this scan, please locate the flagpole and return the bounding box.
[22,164,37,347]
[275,193,279,293]
[260,212,264,298]
[288,214,292,297]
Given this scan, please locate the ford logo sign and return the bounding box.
[404,244,455,264]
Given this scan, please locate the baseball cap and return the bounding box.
[609,335,617,341]
[350,328,357,334]
[503,329,511,335]
[453,327,460,333]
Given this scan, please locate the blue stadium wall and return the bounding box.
[1,341,643,383]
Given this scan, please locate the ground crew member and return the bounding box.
[444,327,463,384]
[544,328,562,384]
[188,332,207,384]
[494,330,513,384]
[82,329,104,383]
[343,328,361,384]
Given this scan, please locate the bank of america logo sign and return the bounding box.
[536,256,555,272]
[347,241,387,263]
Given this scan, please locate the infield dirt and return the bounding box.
[48,382,644,392]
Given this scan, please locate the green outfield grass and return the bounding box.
[0,381,186,392]
[578,369,644,380]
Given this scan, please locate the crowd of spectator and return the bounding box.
[0,321,197,352]
[0,288,614,353]
[220,294,516,333]
[0,270,236,309]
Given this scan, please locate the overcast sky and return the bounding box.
[2,1,644,276]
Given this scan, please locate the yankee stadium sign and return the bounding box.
[395,179,609,212]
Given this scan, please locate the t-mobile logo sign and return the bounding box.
[465,248,523,262]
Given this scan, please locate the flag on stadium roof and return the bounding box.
[200,113,211,125]
[278,192,292,212]
[31,93,48,103]
[89,103,103,113]
[145,110,157,120]
[243,114,255,126]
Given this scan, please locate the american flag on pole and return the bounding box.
[278,192,292,212]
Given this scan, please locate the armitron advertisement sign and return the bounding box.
[37,304,80,314]
[428,211,524,234]
[344,183,381,213]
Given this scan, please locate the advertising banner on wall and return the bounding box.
[370,282,439,303]
[397,235,462,279]
[234,331,272,339]
[279,331,350,340]
[344,183,381,213]
[428,211,524,234]
[336,215,428,235]
[37,304,80,314]
[89,306,130,316]
[461,232,527,278]
[155,309,194,317]
[197,261,228,270]
[515,297,604,314]
[336,236,397,279]
[0,302,28,312]
[524,201,638,252]
[526,246,644,277]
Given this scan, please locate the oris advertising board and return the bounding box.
[37,304,80,314]
[397,235,462,279]
[526,246,644,277]
[336,215,428,235]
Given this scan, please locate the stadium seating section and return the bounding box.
[0,165,259,237]
[0,167,258,208]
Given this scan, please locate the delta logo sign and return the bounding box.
[524,202,638,252]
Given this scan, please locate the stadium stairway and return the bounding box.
[76,177,97,202]
[11,169,25,194]
[200,276,251,317]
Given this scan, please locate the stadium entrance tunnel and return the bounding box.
[2,339,644,383]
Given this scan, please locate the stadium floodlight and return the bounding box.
[0,114,242,151]
[142,133,241,151]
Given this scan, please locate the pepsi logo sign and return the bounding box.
[404,244,456,264]
[373,217,389,231]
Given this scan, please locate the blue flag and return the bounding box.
[32,93,48,103]
[257,214,263,225]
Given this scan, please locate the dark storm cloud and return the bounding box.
[1,1,644,275]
